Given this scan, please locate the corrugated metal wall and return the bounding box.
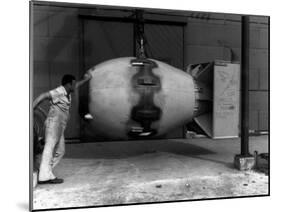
[32,3,269,139]
[249,17,269,131]
[33,5,81,138]
[185,14,269,132]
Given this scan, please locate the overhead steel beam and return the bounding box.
[78,14,187,26]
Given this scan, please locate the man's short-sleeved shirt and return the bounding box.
[49,86,71,113]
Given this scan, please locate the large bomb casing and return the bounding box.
[87,57,196,140]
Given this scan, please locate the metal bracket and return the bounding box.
[128,58,161,138]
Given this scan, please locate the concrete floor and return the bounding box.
[33,135,269,210]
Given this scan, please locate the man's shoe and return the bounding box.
[38,178,64,184]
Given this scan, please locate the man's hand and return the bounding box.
[83,67,94,80]
[76,67,95,89]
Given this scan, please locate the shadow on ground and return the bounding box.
[64,139,215,159]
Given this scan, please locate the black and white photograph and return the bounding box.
[29,0,269,211]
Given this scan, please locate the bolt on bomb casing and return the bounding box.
[86,57,206,140]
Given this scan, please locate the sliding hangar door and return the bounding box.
[79,17,185,140]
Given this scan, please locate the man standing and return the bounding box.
[33,69,93,184]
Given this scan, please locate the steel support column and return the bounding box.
[234,15,255,170]
[241,15,251,156]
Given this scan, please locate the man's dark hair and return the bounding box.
[61,74,76,86]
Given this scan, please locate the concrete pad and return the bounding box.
[234,155,255,170]
[33,171,38,188]
[33,135,268,210]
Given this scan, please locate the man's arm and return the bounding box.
[33,92,51,109]
[75,68,94,89]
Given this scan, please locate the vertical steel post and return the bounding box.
[241,16,250,156]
